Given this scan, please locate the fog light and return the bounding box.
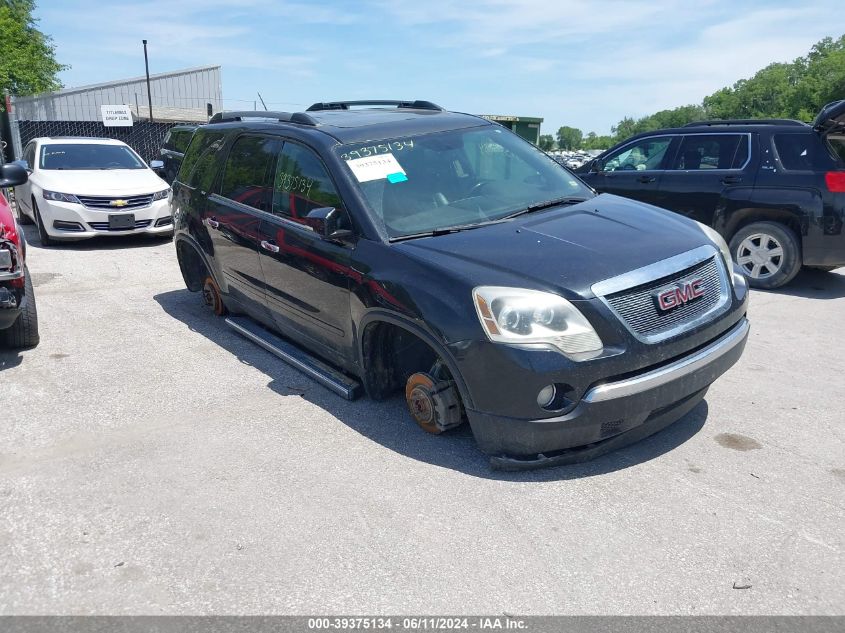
[537,384,557,408]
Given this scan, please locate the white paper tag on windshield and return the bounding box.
[346,153,407,183]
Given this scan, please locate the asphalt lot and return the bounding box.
[1,226,843,615]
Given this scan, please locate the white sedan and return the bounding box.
[13,137,172,245]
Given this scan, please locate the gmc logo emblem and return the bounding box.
[655,278,706,311]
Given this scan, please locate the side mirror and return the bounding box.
[305,206,353,242]
[149,159,166,177]
[0,163,28,188]
[590,159,604,173]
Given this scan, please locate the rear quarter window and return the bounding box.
[178,129,227,190]
[828,136,845,165]
[773,133,837,170]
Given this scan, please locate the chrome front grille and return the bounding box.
[77,194,154,210]
[593,246,731,344]
[88,220,152,231]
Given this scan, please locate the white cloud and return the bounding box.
[35,0,845,134]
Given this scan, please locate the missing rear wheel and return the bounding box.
[202,276,226,316]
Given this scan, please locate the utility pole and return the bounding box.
[142,40,154,122]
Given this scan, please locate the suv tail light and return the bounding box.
[825,171,845,192]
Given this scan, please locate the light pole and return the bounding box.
[142,39,153,122]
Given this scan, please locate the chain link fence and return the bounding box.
[14,119,186,163]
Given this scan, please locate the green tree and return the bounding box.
[582,132,614,150]
[608,34,845,143]
[556,126,582,150]
[538,134,555,151]
[0,0,67,103]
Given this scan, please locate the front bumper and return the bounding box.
[465,318,750,467]
[38,198,173,240]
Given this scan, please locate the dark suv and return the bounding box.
[577,101,845,288]
[171,100,749,469]
[158,125,198,183]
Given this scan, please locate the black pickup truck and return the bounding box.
[170,100,750,469]
[577,101,845,289]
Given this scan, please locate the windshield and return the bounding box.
[336,126,594,238]
[39,144,146,170]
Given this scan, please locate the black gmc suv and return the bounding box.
[577,101,845,289]
[171,100,750,469]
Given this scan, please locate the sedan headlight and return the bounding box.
[42,190,80,204]
[473,286,603,357]
[152,188,170,201]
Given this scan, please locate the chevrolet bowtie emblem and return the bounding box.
[110,199,128,207]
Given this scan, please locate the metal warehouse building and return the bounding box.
[2,66,222,163]
[11,65,222,124]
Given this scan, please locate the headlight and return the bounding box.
[697,222,733,274]
[42,190,80,204]
[152,188,170,201]
[473,286,603,357]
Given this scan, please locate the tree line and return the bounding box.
[540,34,845,152]
[0,0,66,108]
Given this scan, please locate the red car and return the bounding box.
[0,163,39,348]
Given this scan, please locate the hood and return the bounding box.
[813,100,845,135]
[35,168,168,196]
[395,194,712,300]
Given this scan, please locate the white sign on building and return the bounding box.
[100,105,133,127]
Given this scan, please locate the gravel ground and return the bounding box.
[1,226,843,615]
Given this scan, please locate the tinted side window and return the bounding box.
[773,133,816,170]
[180,129,226,190]
[829,136,845,164]
[272,142,344,222]
[671,134,747,170]
[171,130,193,154]
[603,137,672,172]
[220,135,280,212]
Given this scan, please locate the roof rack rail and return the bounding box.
[306,100,443,112]
[208,110,317,126]
[683,118,807,127]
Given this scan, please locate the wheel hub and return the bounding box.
[404,372,463,434]
[201,276,226,316]
[408,386,435,424]
[736,233,783,279]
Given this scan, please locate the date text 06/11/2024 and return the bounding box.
[307,617,528,630]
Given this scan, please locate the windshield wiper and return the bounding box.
[389,218,507,242]
[505,196,588,219]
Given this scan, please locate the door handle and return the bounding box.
[260,240,280,253]
[206,217,219,229]
[637,175,656,183]
[721,176,742,184]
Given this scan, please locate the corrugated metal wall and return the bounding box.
[11,66,222,123]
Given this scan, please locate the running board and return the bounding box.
[225,316,363,400]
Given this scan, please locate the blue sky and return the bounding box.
[35,0,845,135]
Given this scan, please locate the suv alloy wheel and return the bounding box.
[730,221,802,289]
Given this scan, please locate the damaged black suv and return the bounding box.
[171,100,750,469]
